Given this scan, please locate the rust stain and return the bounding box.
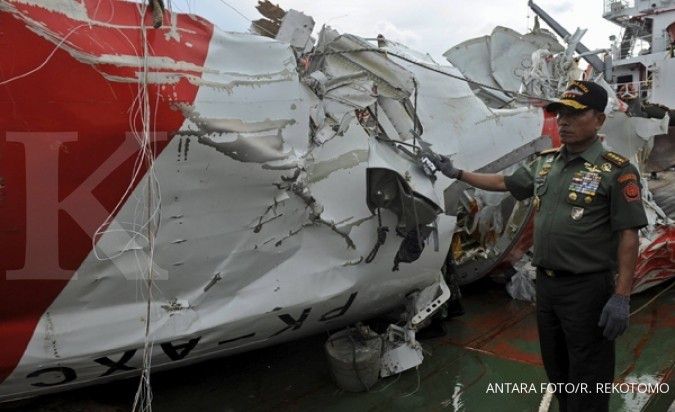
[484,342,542,366]
[617,307,658,382]
[465,306,534,348]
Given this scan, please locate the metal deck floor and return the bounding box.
[2,278,673,412]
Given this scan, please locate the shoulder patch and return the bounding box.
[602,151,629,168]
[538,147,561,156]
[623,182,641,202]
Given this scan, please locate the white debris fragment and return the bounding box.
[276,9,314,51]
[507,254,537,302]
[10,0,89,21]
[380,324,423,378]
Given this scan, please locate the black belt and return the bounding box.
[537,267,609,278]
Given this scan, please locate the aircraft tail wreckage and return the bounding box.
[0,0,672,401]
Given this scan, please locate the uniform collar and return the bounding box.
[560,137,604,164]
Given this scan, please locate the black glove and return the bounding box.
[598,294,630,340]
[421,151,461,179]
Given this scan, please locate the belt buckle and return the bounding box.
[545,269,555,277]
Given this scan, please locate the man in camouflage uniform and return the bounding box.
[424,81,647,412]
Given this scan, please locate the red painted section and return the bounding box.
[0,1,213,384]
[499,213,535,268]
[634,226,675,292]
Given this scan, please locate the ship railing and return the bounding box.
[603,0,635,16]
[614,30,655,59]
[612,80,652,102]
[628,33,654,57]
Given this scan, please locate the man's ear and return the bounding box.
[596,111,606,127]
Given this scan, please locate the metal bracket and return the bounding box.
[380,325,423,378]
[410,272,451,328]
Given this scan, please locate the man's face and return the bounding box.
[556,108,606,146]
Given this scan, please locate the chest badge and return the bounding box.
[584,162,602,173]
[569,171,601,195]
[601,162,612,172]
[571,207,584,221]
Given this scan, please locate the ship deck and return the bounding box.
[2,278,673,412]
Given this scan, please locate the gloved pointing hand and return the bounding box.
[598,294,630,340]
[420,151,461,179]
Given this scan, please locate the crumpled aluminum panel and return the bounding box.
[443,35,512,105]
[0,0,548,401]
[489,26,563,93]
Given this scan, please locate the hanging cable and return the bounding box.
[130,3,163,411]
[309,47,555,104]
[630,280,674,316]
[215,0,278,38]
[0,23,88,87]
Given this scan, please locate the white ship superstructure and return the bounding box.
[603,0,675,110]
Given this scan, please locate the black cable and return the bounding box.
[365,209,388,263]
